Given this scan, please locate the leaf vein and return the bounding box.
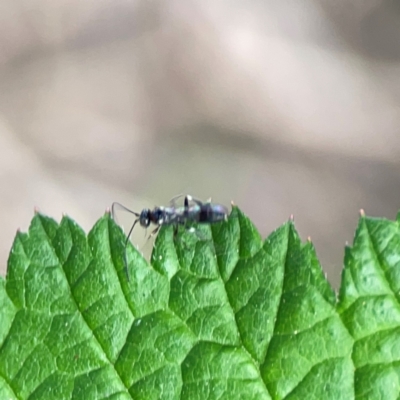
[364,220,399,304]
[47,219,131,395]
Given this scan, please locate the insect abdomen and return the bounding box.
[198,204,228,223]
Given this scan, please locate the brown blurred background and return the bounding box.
[1,0,400,288]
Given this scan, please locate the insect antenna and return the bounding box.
[111,202,140,221]
[123,217,140,281]
[111,202,141,281]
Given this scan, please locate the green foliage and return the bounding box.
[0,206,399,399]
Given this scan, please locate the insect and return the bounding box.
[111,195,230,280]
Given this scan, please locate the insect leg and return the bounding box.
[181,196,206,241]
[185,195,204,206]
[183,196,190,219]
[169,194,185,208]
[144,225,161,244]
[169,194,205,208]
[173,223,182,239]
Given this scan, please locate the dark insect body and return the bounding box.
[111,195,229,280]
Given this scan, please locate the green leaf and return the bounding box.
[338,213,400,400]
[0,207,399,399]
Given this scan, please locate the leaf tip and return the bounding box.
[34,206,40,214]
[230,200,235,206]
[289,214,294,222]
[307,236,312,243]
[359,209,365,218]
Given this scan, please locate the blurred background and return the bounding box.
[1,0,400,288]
